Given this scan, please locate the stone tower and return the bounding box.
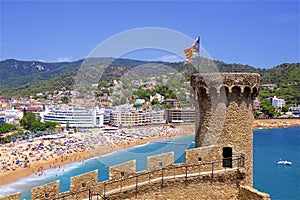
[190,73,260,186]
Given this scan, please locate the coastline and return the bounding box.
[253,118,300,129]
[1,119,299,187]
[0,125,194,187]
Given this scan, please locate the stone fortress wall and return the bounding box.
[0,149,269,200]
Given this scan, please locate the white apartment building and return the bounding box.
[41,105,104,128]
[4,108,23,124]
[272,96,285,108]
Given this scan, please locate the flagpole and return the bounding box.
[198,36,200,73]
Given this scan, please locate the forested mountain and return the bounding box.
[0,59,83,91]
[258,63,300,85]
[0,58,166,92]
[0,58,299,104]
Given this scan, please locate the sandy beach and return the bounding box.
[0,125,194,186]
[1,119,299,187]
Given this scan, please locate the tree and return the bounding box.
[43,121,59,130]
[61,96,69,104]
[20,112,39,131]
[151,98,159,105]
[20,112,58,131]
[133,104,140,109]
[260,100,275,117]
[0,123,17,135]
[281,106,289,113]
[165,91,177,99]
[120,96,127,104]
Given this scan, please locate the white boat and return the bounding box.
[277,160,292,166]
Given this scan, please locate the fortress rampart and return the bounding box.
[0,149,269,200]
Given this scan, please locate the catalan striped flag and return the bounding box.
[184,37,200,63]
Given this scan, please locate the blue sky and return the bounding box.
[0,0,299,68]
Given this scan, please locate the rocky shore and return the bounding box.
[253,118,300,129]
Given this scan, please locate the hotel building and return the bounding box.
[165,109,195,123]
[110,110,165,127]
[41,105,104,128]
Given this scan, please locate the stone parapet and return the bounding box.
[31,180,60,200]
[0,192,21,200]
[185,145,219,164]
[109,160,136,180]
[0,154,260,200]
[147,152,174,171]
[70,170,98,199]
[191,73,260,95]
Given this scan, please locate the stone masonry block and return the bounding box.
[70,170,98,193]
[109,160,136,180]
[185,145,218,164]
[147,152,174,171]
[0,192,21,200]
[31,180,60,200]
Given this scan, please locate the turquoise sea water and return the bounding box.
[253,127,300,200]
[0,127,299,200]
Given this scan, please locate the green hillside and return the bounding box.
[0,58,299,105]
[0,59,83,91]
[257,63,300,106]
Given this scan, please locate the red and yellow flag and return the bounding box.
[184,37,200,63]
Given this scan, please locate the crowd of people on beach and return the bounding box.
[0,125,182,175]
[0,134,87,174]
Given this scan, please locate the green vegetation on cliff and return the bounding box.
[258,63,300,106]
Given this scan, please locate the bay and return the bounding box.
[0,127,299,200]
